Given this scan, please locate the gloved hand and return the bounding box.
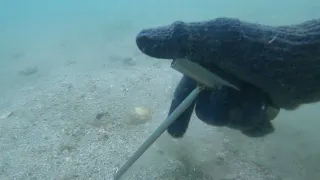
[165,75,279,138]
[135,17,320,138]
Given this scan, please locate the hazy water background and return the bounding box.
[1,0,320,179]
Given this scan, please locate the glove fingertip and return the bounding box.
[167,123,187,138]
[241,121,275,137]
[166,101,194,138]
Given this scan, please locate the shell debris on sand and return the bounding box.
[126,106,153,125]
[0,111,13,120]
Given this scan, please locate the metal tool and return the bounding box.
[113,58,240,180]
[171,58,241,90]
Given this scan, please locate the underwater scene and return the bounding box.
[1,0,320,179]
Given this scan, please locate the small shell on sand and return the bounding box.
[126,106,152,125]
[0,111,13,120]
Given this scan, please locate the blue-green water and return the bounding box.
[0,0,320,180]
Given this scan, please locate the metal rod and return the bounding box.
[113,86,203,180]
[171,58,241,91]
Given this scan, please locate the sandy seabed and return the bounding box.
[1,22,320,180]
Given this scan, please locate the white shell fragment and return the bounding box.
[126,106,152,125]
[0,111,13,120]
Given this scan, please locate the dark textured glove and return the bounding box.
[136,17,320,110]
[166,75,277,138]
[135,17,320,138]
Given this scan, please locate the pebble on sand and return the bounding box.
[0,111,13,120]
[19,66,38,76]
[126,106,152,125]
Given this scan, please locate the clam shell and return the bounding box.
[127,106,152,125]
